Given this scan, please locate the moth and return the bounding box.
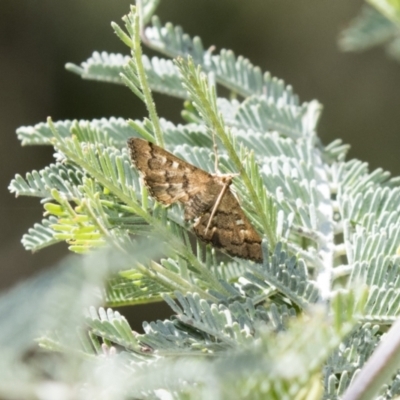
[128,138,262,262]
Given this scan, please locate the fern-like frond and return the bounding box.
[105,274,170,307]
[139,55,186,98]
[258,149,328,230]
[232,127,307,160]
[349,256,400,323]
[16,117,138,146]
[140,292,296,357]
[335,158,400,293]
[347,224,400,263]
[66,52,129,84]
[17,119,76,146]
[17,115,211,151]
[325,323,380,398]
[244,242,320,308]
[229,95,322,139]
[119,289,363,399]
[336,160,394,199]
[339,5,397,52]
[21,216,62,251]
[87,302,271,361]
[67,51,188,98]
[9,162,84,199]
[340,183,400,229]
[144,17,302,105]
[86,307,147,353]
[364,284,400,324]
[140,292,256,354]
[50,135,143,213]
[42,188,110,253]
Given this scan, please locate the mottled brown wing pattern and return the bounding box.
[128,137,263,262]
[193,190,262,262]
[128,138,212,206]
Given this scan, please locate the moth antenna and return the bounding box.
[211,129,220,174]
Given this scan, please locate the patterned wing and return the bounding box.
[128,138,262,262]
[128,138,213,206]
[193,190,262,262]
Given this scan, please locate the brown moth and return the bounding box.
[127,138,262,262]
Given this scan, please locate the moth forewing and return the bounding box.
[127,137,262,262]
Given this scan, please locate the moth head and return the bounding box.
[213,173,238,186]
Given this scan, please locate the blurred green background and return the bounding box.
[1,0,399,325]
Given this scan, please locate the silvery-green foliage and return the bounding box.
[6,1,400,399]
[339,4,400,62]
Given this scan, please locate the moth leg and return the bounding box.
[204,181,230,235]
